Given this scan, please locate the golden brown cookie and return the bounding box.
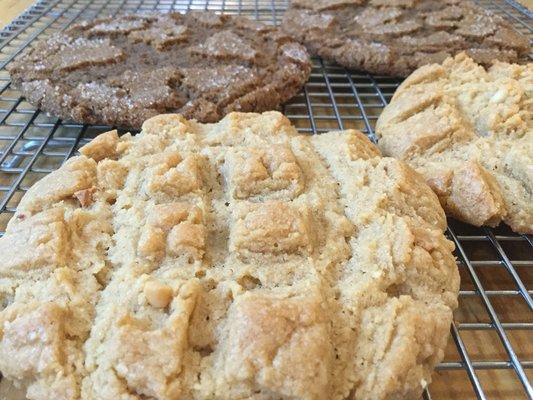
[377,53,532,233]
[0,111,458,400]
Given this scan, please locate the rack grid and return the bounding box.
[0,0,531,399]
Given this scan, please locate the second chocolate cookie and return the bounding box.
[282,0,529,77]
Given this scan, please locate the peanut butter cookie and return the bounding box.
[0,111,458,399]
[377,53,532,233]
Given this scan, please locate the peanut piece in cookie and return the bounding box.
[144,280,173,308]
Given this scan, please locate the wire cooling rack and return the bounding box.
[0,0,531,399]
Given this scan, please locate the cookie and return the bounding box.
[281,0,529,77]
[376,53,532,233]
[8,13,311,128]
[0,111,458,400]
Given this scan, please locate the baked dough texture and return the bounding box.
[281,0,529,77]
[0,111,458,399]
[377,53,533,233]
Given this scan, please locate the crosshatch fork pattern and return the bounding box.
[0,0,531,399]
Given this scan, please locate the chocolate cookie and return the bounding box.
[281,0,529,77]
[8,12,311,128]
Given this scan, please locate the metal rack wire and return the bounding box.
[0,0,531,399]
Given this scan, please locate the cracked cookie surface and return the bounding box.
[281,0,529,77]
[8,12,311,128]
[0,111,458,400]
[377,53,532,233]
